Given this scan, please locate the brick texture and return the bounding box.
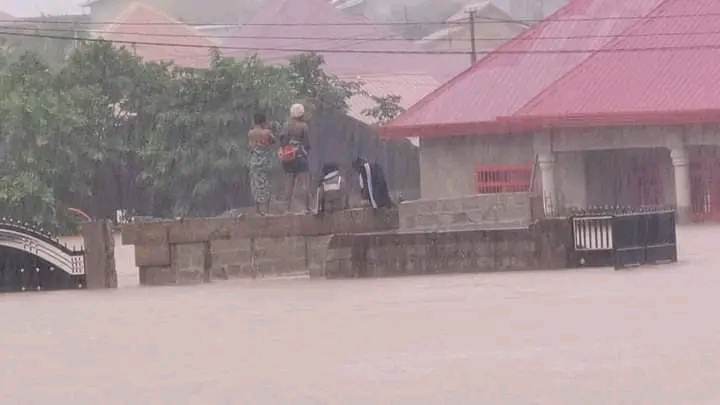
[399,192,533,231]
[121,208,398,246]
[139,266,176,285]
[134,243,170,267]
[210,239,253,277]
[171,243,207,284]
[324,218,571,279]
[125,208,569,285]
[123,208,396,285]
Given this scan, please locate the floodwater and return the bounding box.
[1,227,719,403]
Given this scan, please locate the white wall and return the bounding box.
[419,134,533,199]
[554,151,586,209]
[418,124,720,204]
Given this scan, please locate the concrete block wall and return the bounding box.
[398,192,534,231]
[123,209,398,285]
[323,218,571,279]
[208,236,332,278]
[123,204,571,284]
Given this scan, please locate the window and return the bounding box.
[476,164,532,193]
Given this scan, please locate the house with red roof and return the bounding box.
[381,0,720,223]
[95,2,218,68]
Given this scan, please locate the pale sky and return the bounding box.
[0,0,84,17]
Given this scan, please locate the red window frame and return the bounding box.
[476,164,532,194]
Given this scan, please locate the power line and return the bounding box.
[0,11,718,27]
[3,29,720,56]
[3,25,720,46]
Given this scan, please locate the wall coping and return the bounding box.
[121,208,399,246]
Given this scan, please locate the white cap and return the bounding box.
[290,103,305,118]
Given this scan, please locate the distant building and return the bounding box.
[336,0,568,25]
[0,13,89,63]
[414,1,528,53]
[81,0,262,25]
[222,0,467,81]
[222,0,468,136]
[93,2,218,68]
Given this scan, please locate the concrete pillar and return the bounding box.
[538,153,557,215]
[80,220,118,289]
[670,147,692,223]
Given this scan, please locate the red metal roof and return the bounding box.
[512,0,720,128]
[381,0,666,138]
[221,0,467,81]
[100,3,218,69]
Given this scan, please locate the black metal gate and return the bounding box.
[0,219,86,292]
[569,207,678,270]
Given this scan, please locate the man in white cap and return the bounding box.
[278,103,312,212]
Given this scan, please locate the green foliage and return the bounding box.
[361,94,405,124]
[285,53,362,115]
[0,41,371,232]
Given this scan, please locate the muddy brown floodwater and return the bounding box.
[1,226,719,403]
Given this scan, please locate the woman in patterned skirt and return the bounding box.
[248,112,276,215]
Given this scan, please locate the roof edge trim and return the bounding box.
[503,109,720,131]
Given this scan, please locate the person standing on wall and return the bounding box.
[278,103,311,213]
[248,112,276,215]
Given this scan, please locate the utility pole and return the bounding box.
[468,9,477,64]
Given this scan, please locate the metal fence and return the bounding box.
[0,220,86,292]
[569,206,677,270]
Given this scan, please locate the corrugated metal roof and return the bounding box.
[514,0,720,125]
[99,2,218,68]
[382,0,665,138]
[221,0,468,81]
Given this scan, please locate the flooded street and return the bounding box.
[0,226,718,403]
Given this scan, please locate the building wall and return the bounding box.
[418,124,720,206]
[419,134,533,199]
[554,151,586,209]
[583,148,673,207]
[548,125,688,152]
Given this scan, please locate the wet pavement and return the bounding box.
[2,225,719,403]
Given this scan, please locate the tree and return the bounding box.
[0,52,81,229]
[0,42,362,231]
[285,53,362,115]
[143,53,301,216]
[361,94,406,124]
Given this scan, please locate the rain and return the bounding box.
[0,0,718,402]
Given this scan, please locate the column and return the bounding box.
[538,152,557,216]
[670,147,692,224]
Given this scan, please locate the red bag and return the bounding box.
[278,144,298,162]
